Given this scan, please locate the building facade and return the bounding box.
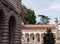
[22,24,56,44]
[0,0,22,44]
[22,24,60,44]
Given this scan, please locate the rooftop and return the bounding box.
[22,24,56,30]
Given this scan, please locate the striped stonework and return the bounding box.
[0,0,22,44]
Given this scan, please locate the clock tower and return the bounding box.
[55,17,58,40]
[55,17,60,44]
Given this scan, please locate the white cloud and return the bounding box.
[40,2,60,12]
[22,0,60,23]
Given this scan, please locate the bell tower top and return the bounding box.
[55,17,58,24]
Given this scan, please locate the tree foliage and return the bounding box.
[43,28,55,44]
[37,15,50,24]
[21,5,36,24]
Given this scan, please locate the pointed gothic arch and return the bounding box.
[9,15,16,44]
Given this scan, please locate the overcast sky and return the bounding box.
[22,0,60,24]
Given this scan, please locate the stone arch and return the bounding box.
[25,33,29,38]
[25,33,29,42]
[36,33,40,38]
[9,15,16,44]
[30,33,35,40]
[36,33,40,42]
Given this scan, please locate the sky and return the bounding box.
[22,0,60,24]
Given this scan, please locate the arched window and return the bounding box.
[36,33,40,42]
[30,33,35,40]
[25,33,29,42]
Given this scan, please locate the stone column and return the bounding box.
[40,33,42,44]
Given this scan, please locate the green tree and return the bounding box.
[21,5,28,23]
[21,5,36,24]
[37,15,50,24]
[43,28,55,44]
